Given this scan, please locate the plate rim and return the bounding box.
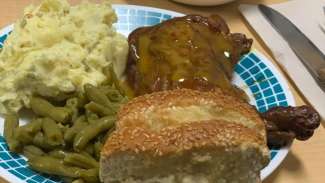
[0,4,296,183]
[251,50,294,180]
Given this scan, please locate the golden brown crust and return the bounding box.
[102,120,268,162]
[117,89,265,133]
[101,89,270,181]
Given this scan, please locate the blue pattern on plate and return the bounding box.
[0,6,289,182]
[235,55,288,113]
[0,136,61,183]
[114,7,172,31]
[0,34,7,48]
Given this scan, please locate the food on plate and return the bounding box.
[0,0,321,181]
[126,14,252,98]
[3,114,21,152]
[116,88,265,133]
[100,89,269,183]
[0,0,128,114]
[125,14,321,149]
[261,105,321,148]
[3,68,127,182]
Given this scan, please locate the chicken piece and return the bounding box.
[261,105,321,149]
[126,15,252,97]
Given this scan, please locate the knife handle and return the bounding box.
[318,68,325,82]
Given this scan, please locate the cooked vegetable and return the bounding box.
[73,116,115,151]
[84,144,95,157]
[23,145,45,159]
[79,168,99,183]
[30,97,71,123]
[15,119,42,145]
[71,179,85,183]
[102,66,113,86]
[42,118,64,146]
[106,89,124,102]
[109,64,125,96]
[63,153,99,169]
[33,132,56,150]
[4,80,126,182]
[84,84,112,107]
[94,141,103,160]
[49,149,69,159]
[29,156,100,182]
[85,108,100,122]
[64,116,87,143]
[28,156,85,178]
[66,98,80,122]
[4,114,21,152]
[85,102,115,116]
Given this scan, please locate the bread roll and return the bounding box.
[100,89,269,183]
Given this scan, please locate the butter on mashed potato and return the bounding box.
[0,0,128,113]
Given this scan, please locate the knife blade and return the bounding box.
[258,4,325,92]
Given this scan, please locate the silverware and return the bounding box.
[258,4,325,92]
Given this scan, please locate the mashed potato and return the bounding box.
[0,0,128,113]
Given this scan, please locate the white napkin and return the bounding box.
[239,0,325,119]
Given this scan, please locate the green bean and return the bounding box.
[23,145,45,159]
[66,98,79,122]
[102,66,113,85]
[4,114,21,152]
[66,98,79,107]
[97,85,113,96]
[59,124,69,134]
[49,149,94,161]
[85,109,100,123]
[28,156,84,178]
[4,82,128,182]
[15,119,42,145]
[108,64,125,96]
[84,144,94,156]
[73,116,116,151]
[72,179,85,183]
[85,102,116,116]
[72,114,87,124]
[62,177,74,183]
[42,118,63,146]
[94,141,103,160]
[48,149,68,159]
[29,156,99,182]
[84,84,112,107]
[33,132,56,150]
[63,153,99,169]
[33,84,78,101]
[111,102,122,110]
[97,85,127,102]
[79,168,99,183]
[64,116,87,143]
[34,85,61,99]
[42,118,64,146]
[76,93,88,108]
[30,97,71,123]
[101,125,115,143]
[106,89,124,102]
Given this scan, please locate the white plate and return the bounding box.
[0,5,294,183]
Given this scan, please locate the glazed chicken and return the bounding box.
[126,15,252,97]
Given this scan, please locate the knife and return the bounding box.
[258,4,325,92]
